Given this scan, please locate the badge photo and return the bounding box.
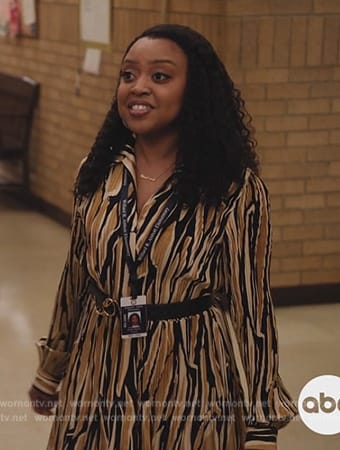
[120,295,148,339]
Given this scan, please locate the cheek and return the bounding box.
[172,80,186,110]
[116,86,126,116]
[117,81,128,101]
[170,87,186,114]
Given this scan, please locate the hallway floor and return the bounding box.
[0,193,339,449]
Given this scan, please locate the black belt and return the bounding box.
[88,280,215,321]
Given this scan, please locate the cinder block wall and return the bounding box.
[0,0,339,288]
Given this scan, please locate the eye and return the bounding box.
[152,72,171,82]
[120,70,135,82]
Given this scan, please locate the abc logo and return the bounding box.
[303,392,340,413]
[298,375,340,435]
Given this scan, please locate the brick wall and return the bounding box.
[0,0,339,288]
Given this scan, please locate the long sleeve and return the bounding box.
[32,195,88,395]
[224,171,297,449]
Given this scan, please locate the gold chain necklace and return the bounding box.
[138,164,174,182]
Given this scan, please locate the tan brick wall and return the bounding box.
[0,0,339,288]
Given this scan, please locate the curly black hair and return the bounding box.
[75,23,258,205]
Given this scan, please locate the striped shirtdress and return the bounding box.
[33,146,297,450]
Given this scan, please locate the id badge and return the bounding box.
[120,295,148,339]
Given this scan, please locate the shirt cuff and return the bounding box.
[33,337,70,395]
[245,426,278,450]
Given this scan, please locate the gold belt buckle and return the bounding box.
[96,297,118,317]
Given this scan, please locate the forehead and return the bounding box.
[123,37,187,66]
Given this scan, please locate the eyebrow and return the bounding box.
[123,58,177,66]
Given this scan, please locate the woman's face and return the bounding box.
[117,37,188,140]
[129,314,140,326]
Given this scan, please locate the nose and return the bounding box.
[131,76,151,96]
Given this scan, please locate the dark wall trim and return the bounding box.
[29,192,71,227]
[18,190,71,227]
[272,284,340,307]
[9,190,340,308]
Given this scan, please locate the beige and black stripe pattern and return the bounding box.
[33,146,297,450]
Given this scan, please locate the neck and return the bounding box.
[135,134,178,166]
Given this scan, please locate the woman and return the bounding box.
[29,24,297,450]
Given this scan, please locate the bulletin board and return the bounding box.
[0,0,38,38]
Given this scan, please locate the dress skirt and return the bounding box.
[47,296,243,450]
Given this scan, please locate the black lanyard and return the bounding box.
[120,168,176,298]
